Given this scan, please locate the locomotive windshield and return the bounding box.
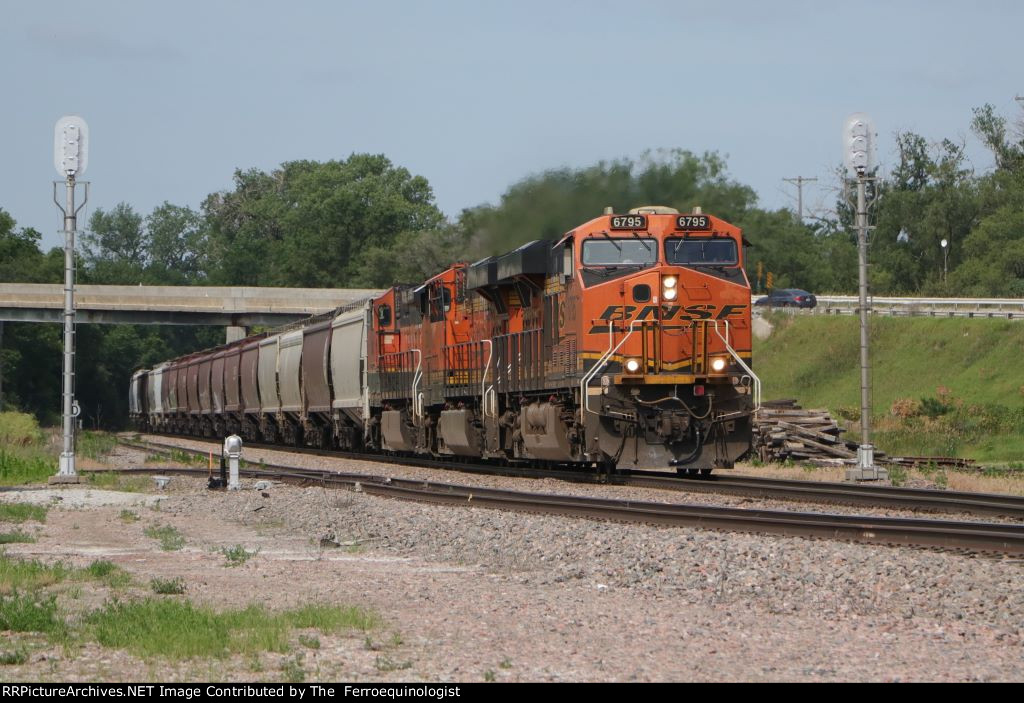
[665,238,737,266]
[582,238,658,266]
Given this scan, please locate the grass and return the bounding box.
[220,544,259,567]
[0,532,36,544]
[0,646,28,665]
[0,592,65,636]
[150,577,186,595]
[143,525,185,551]
[0,551,380,664]
[86,472,150,493]
[77,432,117,460]
[0,450,53,486]
[0,412,44,446]
[755,316,1024,462]
[119,510,140,523]
[0,503,48,524]
[86,599,379,660]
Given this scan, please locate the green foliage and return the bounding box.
[143,525,186,551]
[0,503,48,524]
[86,599,378,661]
[462,149,756,256]
[149,577,186,595]
[0,555,73,592]
[220,544,259,567]
[203,155,445,287]
[756,316,1024,461]
[0,532,36,544]
[0,592,63,635]
[0,646,28,665]
[919,396,952,419]
[0,413,44,446]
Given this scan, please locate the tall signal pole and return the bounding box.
[782,176,818,220]
[51,116,89,484]
[843,113,886,482]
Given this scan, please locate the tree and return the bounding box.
[202,155,446,287]
[84,203,147,271]
[460,150,757,256]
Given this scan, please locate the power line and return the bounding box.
[782,176,818,220]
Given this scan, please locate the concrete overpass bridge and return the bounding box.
[0,283,383,329]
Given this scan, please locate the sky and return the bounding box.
[3,0,1022,250]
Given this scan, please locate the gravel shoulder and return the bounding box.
[1,442,1022,682]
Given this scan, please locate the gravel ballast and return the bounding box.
[3,439,1021,682]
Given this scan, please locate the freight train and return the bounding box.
[129,206,760,473]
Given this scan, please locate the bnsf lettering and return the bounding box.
[589,304,747,333]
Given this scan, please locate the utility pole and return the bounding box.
[51,116,89,484]
[843,113,886,482]
[782,176,818,220]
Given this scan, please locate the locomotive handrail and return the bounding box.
[709,320,761,412]
[579,318,641,425]
[481,340,495,419]
[409,349,423,427]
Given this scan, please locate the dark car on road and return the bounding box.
[754,288,817,308]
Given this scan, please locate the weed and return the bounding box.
[144,525,185,551]
[86,472,149,493]
[298,634,320,650]
[483,669,496,682]
[934,470,949,489]
[281,654,305,683]
[499,657,512,669]
[77,432,117,461]
[375,654,411,672]
[919,396,952,419]
[364,636,379,651]
[0,503,48,524]
[84,560,117,578]
[0,412,44,446]
[150,577,186,595]
[0,646,28,665]
[83,560,131,588]
[248,654,264,673]
[0,592,65,636]
[285,603,379,633]
[0,555,72,592]
[388,632,404,648]
[888,465,908,487]
[220,544,258,567]
[0,450,53,486]
[119,510,139,523]
[0,532,36,545]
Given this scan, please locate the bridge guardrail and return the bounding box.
[752,295,1024,320]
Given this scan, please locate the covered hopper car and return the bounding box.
[130,206,760,473]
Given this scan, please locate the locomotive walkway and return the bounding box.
[0,283,383,327]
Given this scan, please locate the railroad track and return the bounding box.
[115,437,1024,556]
[121,435,1024,520]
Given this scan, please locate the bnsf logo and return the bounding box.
[588,304,746,333]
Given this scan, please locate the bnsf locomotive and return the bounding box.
[129,206,760,473]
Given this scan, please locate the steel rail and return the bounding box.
[124,436,1024,520]
[118,438,1024,555]
[622,473,1024,520]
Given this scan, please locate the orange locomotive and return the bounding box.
[132,205,758,474]
[366,205,758,472]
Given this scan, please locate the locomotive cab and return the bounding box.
[560,206,759,471]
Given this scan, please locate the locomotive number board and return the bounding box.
[609,214,647,230]
[675,215,712,230]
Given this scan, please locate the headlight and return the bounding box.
[711,357,727,372]
[663,287,678,301]
[625,358,641,373]
[663,276,677,289]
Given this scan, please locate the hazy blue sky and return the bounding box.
[3,1,1022,250]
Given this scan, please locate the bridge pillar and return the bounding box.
[226,326,248,343]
